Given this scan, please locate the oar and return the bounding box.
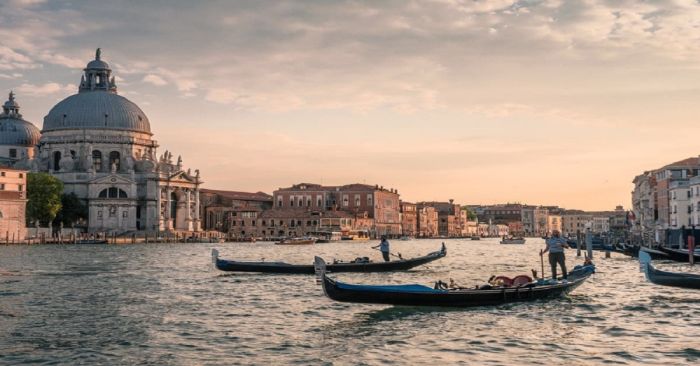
[373,247,402,259]
[539,250,545,280]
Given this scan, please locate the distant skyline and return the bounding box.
[3,0,700,210]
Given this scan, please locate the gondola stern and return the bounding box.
[638,250,652,281]
[211,249,219,268]
[314,256,333,298]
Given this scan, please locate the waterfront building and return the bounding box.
[0,166,27,241]
[521,206,548,236]
[653,158,698,239]
[399,201,417,236]
[561,214,593,237]
[416,205,438,237]
[417,200,462,237]
[689,176,700,227]
[271,183,402,237]
[200,189,273,234]
[591,216,610,234]
[668,181,691,229]
[0,92,40,167]
[547,215,562,235]
[631,171,657,243]
[21,49,202,232]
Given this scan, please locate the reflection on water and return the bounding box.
[0,239,699,365]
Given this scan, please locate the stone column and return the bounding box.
[185,189,193,231]
[155,186,162,231]
[165,186,173,230]
[193,188,201,232]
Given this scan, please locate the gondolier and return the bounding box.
[541,230,570,279]
[373,236,391,262]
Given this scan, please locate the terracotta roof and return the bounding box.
[662,157,699,169]
[200,188,272,201]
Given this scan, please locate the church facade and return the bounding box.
[1,49,202,233]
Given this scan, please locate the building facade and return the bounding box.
[0,166,27,241]
[400,201,417,236]
[10,49,203,233]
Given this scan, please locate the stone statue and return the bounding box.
[111,161,117,174]
[96,48,101,60]
[187,168,191,176]
[176,155,182,169]
[124,153,135,173]
[59,149,75,172]
[195,169,200,178]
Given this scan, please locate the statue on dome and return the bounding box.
[96,48,102,60]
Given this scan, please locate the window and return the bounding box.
[53,151,61,171]
[109,151,121,171]
[9,149,16,158]
[122,211,128,218]
[367,194,373,206]
[92,150,102,171]
[355,195,360,207]
[343,195,349,207]
[0,171,4,177]
[98,187,128,198]
[290,197,294,207]
[0,183,4,190]
[97,211,103,218]
[18,184,23,192]
[18,173,23,178]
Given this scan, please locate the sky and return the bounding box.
[2,0,700,210]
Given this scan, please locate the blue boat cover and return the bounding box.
[336,281,447,294]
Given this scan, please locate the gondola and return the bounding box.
[657,246,700,263]
[638,247,669,260]
[314,256,595,307]
[639,251,700,289]
[500,237,526,244]
[212,243,446,274]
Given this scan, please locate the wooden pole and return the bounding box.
[576,230,581,257]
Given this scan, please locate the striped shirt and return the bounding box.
[545,237,567,254]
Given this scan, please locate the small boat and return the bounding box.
[212,243,446,274]
[639,247,669,260]
[399,236,411,241]
[657,246,700,263]
[75,239,108,244]
[639,251,700,289]
[500,237,526,245]
[314,256,595,307]
[470,236,481,241]
[275,237,316,245]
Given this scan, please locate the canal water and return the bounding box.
[1,239,698,365]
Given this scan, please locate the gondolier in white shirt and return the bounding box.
[373,235,391,262]
[540,230,570,279]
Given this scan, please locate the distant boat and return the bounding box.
[399,236,412,241]
[639,251,700,289]
[470,236,481,241]
[275,237,316,245]
[212,244,446,274]
[500,237,526,245]
[657,246,700,263]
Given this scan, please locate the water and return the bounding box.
[1,238,699,365]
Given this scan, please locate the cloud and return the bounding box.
[142,74,168,86]
[15,82,74,97]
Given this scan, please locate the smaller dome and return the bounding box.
[85,48,110,70]
[87,59,110,70]
[0,92,41,147]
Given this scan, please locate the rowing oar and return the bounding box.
[373,247,402,259]
[539,249,545,280]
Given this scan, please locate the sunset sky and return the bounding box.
[2,0,700,210]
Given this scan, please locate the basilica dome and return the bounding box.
[41,48,152,135]
[0,91,41,146]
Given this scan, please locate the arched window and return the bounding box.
[109,151,120,172]
[98,187,128,198]
[92,150,102,171]
[53,151,61,171]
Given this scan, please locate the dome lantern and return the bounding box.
[2,91,21,118]
[79,48,117,93]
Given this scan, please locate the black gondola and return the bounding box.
[314,256,595,307]
[211,243,446,274]
[639,251,700,289]
[639,247,669,260]
[657,246,700,263]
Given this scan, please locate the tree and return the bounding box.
[54,193,88,227]
[26,173,63,226]
[463,207,477,221]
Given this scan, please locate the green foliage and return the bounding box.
[26,173,63,226]
[462,207,477,221]
[54,193,88,227]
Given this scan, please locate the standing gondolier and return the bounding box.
[541,230,570,279]
[373,235,391,262]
